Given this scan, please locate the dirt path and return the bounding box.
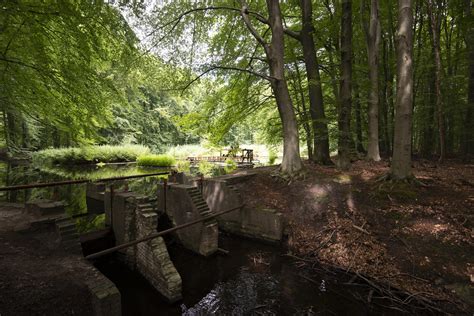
[237,160,474,314]
[0,230,97,315]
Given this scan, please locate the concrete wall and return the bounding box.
[202,175,284,243]
[85,266,121,316]
[157,184,218,256]
[135,208,182,302]
[109,192,182,302]
[86,183,106,215]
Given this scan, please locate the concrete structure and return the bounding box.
[108,191,182,302]
[86,266,122,316]
[157,184,218,256]
[86,182,106,214]
[26,199,65,216]
[56,216,82,255]
[202,173,284,243]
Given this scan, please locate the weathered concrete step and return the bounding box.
[200,211,212,217]
[61,232,80,242]
[194,200,208,207]
[60,227,78,236]
[138,203,156,208]
[197,205,210,212]
[139,208,156,214]
[57,226,76,234]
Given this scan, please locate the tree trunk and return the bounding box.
[240,0,303,175]
[391,0,414,180]
[363,0,381,161]
[427,0,445,163]
[266,0,303,175]
[338,0,353,170]
[299,0,331,165]
[353,82,365,153]
[293,62,314,161]
[462,0,474,157]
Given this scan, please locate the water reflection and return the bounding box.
[0,161,236,233]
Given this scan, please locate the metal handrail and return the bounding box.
[85,204,245,260]
[0,171,170,191]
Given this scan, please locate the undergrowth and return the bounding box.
[32,145,150,165]
[136,154,176,167]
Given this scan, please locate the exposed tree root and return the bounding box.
[376,173,427,186]
[271,167,307,183]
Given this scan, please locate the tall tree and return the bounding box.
[462,0,474,158]
[391,0,414,179]
[338,0,353,170]
[362,0,382,161]
[427,0,446,162]
[297,0,331,165]
[240,0,303,175]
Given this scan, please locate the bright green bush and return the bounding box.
[32,145,150,165]
[198,160,213,176]
[268,149,278,165]
[136,154,176,167]
[176,160,191,172]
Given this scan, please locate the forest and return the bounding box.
[0,0,473,315]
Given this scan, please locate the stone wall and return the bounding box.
[135,207,182,302]
[202,174,284,243]
[157,184,218,256]
[109,191,182,302]
[85,265,121,316]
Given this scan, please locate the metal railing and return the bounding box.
[0,171,170,192]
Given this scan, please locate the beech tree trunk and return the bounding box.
[293,62,314,161]
[240,0,303,175]
[391,0,414,179]
[299,0,331,165]
[338,0,353,170]
[427,0,445,163]
[462,0,474,157]
[354,81,365,153]
[363,0,382,161]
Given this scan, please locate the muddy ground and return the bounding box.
[237,159,473,314]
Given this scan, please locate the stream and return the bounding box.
[93,234,397,316]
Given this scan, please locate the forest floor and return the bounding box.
[0,229,95,315]
[237,159,474,314]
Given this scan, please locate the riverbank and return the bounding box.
[237,159,473,314]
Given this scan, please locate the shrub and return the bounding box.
[176,160,191,172]
[32,145,150,165]
[198,160,213,176]
[136,154,176,167]
[268,149,278,165]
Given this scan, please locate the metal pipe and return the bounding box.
[0,171,170,191]
[85,204,245,260]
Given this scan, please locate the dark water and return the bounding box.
[94,234,398,316]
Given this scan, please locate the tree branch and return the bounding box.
[240,1,267,48]
[181,64,272,93]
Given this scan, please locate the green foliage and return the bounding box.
[136,154,176,167]
[197,160,213,177]
[32,145,150,165]
[76,214,105,233]
[0,1,138,148]
[268,149,278,165]
[166,144,220,159]
[176,160,191,172]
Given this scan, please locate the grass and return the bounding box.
[136,154,176,167]
[32,145,150,165]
